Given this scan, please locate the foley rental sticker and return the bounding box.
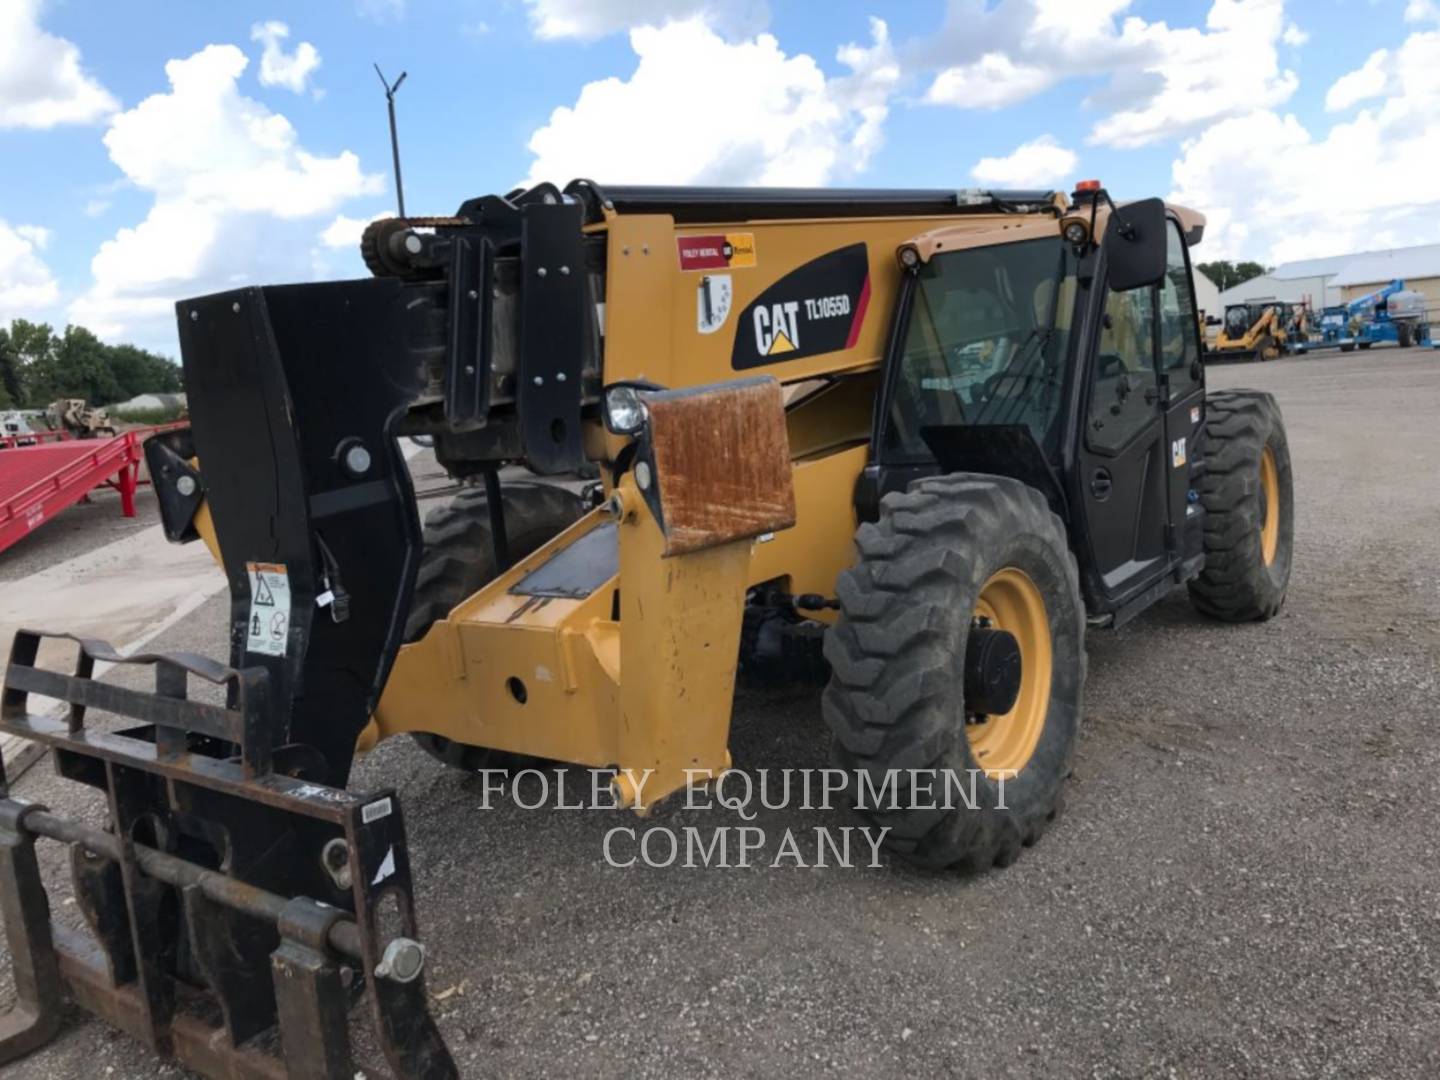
[245,561,291,657]
[676,232,757,272]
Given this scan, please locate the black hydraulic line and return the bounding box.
[21,808,364,960]
[483,468,510,572]
[566,181,1059,224]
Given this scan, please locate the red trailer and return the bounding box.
[0,423,187,556]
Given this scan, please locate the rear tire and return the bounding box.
[1188,391,1294,622]
[823,475,1085,872]
[406,482,585,771]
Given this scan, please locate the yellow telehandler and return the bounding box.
[0,179,1295,1078]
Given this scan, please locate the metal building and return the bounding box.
[1219,242,1440,321]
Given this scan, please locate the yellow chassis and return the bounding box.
[365,435,869,807]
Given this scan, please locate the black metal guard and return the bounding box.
[143,429,206,544]
[178,278,437,788]
[0,631,456,1079]
[517,201,587,474]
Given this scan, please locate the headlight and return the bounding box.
[1061,218,1091,247]
[603,384,650,436]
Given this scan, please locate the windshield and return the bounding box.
[883,236,1076,460]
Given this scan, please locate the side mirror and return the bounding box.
[1105,197,1167,292]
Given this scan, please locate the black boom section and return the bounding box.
[178,278,430,786]
[518,201,588,473]
[564,180,1060,224]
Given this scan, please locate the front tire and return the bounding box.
[1188,391,1294,621]
[822,475,1085,872]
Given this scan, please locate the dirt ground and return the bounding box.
[2,346,1438,1078]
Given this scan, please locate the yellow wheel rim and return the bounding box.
[1260,445,1280,567]
[968,568,1053,779]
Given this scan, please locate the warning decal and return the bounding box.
[677,232,757,272]
[731,243,870,370]
[245,561,291,657]
[697,273,733,334]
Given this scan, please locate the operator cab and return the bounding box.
[1224,302,1266,337]
[866,183,1208,624]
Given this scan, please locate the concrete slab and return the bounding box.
[0,524,225,775]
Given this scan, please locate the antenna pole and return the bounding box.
[374,64,408,218]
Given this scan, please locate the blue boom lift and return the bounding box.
[1336,279,1431,351]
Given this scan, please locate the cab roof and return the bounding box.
[907,200,1206,263]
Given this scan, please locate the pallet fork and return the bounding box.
[0,633,454,1077]
[0,278,461,1077]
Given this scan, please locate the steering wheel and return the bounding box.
[948,340,992,369]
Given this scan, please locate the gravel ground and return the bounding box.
[2,346,1438,1078]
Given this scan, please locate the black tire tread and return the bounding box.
[822,474,1085,872]
[1187,390,1293,621]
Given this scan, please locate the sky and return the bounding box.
[2,0,1438,356]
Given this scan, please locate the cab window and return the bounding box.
[884,237,1076,461]
[1088,285,1156,454]
[1158,221,1201,395]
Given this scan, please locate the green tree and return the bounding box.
[4,320,57,406]
[107,343,183,399]
[26,325,124,405]
[1196,260,1271,291]
[0,319,182,407]
[7,319,56,367]
[0,328,21,408]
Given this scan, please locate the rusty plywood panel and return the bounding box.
[645,377,796,556]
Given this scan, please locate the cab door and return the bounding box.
[1076,279,1170,601]
[1155,219,1207,560]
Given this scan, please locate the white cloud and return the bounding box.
[1087,1,1298,148]
[319,211,391,249]
[0,220,61,321]
[524,17,897,186]
[971,136,1076,188]
[251,21,321,95]
[0,0,118,129]
[14,225,50,250]
[1169,30,1440,265]
[1405,0,1439,23]
[70,45,383,348]
[523,0,768,40]
[1326,48,1389,111]
[1282,23,1308,46]
[920,0,1297,149]
[926,53,1053,110]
